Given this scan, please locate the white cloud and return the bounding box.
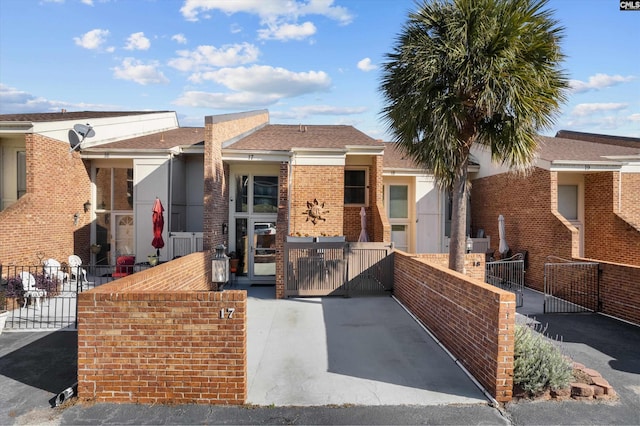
[124,32,150,51]
[174,91,281,109]
[629,113,640,122]
[569,73,636,93]
[180,0,352,41]
[112,58,169,85]
[258,21,316,41]
[172,33,187,44]
[81,0,94,5]
[291,105,367,116]
[357,57,376,72]
[73,29,111,50]
[0,84,116,114]
[174,65,332,109]
[571,103,628,117]
[193,65,331,97]
[168,43,260,72]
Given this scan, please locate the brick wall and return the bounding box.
[415,252,485,281]
[275,162,289,299]
[574,257,640,325]
[620,172,640,223]
[290,165,344,237]
[584,172,640,266]
[0,134,91,266]
[77,252,247,405]
[393,252,515,402]
[203,126,230,254]
[471,168,575,291]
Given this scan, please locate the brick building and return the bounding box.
[470,130,640,291]
[1,110,451,295]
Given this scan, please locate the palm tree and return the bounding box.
[380,0,567,272]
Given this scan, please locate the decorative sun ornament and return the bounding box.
[303,198,329,224]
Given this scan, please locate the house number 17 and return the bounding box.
[220,308,235,319]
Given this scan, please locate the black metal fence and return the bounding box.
[0,263,152,331]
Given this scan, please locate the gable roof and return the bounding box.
[0,111,168,123]
[227,124,383,151]
[555,130,640,149]
[383,142,420,169]
[536,134,640,163]
[85,127,204,151]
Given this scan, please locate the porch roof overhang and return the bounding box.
[0,121,34,133]
[222,149,291,164]
[79,147,182,159]
[384,163,480,177]
[546,159,623,172]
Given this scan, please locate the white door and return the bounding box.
[113,213,134,263]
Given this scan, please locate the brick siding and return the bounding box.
[584,172,640,266]
[575,257,640,325]
[77,252,247,404]
[0,134,91,266]
[471,168,574,291]
[393,252,515,402]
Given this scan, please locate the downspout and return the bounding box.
[168,152,174,257]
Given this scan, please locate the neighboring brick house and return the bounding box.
[0,111,183,266]
[470,131,640,291]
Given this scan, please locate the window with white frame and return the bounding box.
[344,168,368,206]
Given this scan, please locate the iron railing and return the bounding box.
[485,253,525,307]
[0,263,153,331]
[544,256,600,313]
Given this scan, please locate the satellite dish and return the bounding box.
[68,123,95,152]
[74,123,95,138]
[68,129,81,150]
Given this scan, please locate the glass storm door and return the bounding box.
[250,219,276,279]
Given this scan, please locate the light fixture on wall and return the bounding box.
[73,213,79,226]
[211,244,229,291]
[466,236,474,253]
[83,200,91,213]
[222,223,228,235]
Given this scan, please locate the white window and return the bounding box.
[558,185,578,221]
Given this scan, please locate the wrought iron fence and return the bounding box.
[0,263,153,331]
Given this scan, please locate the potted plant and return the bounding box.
[147,254,159,266]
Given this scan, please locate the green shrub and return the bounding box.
[513,323,573,395]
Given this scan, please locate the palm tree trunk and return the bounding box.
[448,161,469,272]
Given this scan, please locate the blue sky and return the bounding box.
[1,0,638,139]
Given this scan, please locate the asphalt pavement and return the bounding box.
[0,287,639,425]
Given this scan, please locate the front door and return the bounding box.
[229,168,280,283]
[251,220,277,279]
[113,213,134,263]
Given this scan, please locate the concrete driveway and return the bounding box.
[245,286,489,406]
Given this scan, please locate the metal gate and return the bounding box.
[284,242,394,297]
[485,253,525,307]
[544,256,600,313]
